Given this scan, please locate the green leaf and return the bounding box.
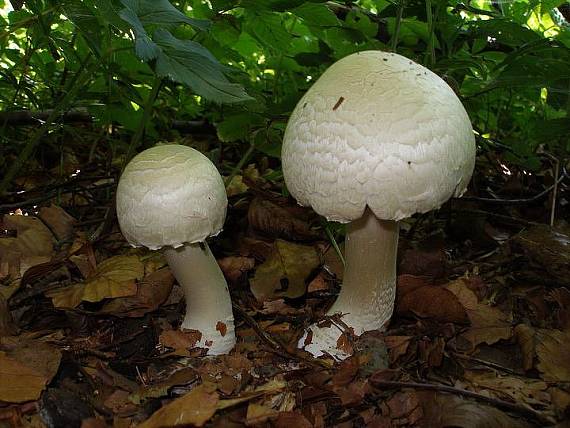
[292,3,340,27]
[153,29,252,104]
[216,113,265,142]
[244,11,291,51]
[120,0,210,31]
[119,8,161,60]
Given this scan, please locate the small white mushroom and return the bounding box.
[282,51,476,359]
[116,144,236,355]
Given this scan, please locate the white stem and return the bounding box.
[329,208,398,332]
[299,208,398,359]
[163,243,236,355]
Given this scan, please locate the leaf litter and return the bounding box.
[1,168,569,428]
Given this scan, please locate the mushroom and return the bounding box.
[116,144,236,355]
[282,51,476,359]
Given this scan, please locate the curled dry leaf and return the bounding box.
[396,275,468,323]
[250,240,320,301]
[47,255,143,308]
[0,339,61,403]
[38,205,76,243]
[446,278,512,350]
[101,268,175,317]
[139,382,219,428]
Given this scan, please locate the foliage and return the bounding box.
[0,0,569,190]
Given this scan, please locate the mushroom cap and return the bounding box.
[282,50,476,222]
[116,144,227,250]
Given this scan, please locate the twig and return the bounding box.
[370,379,553,425]
[459,165,568,205]
[452,209,542,227]
[232,303,328,368]
[451,352,524,377]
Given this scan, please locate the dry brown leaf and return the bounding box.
[246,402,279,426]
[139,382,219,428]
[397,281,468,323]
[447,278,512,350]
[0,340,61,403]
[536,328,570,381]
[273,412,312,428]
[399,248,446,280]
[38,205,76,242]
[101,268,174,317]
[462,370,549,408]
[159,329,202,356]
[514,324,536,371]
[250,240,320,300]
[418,390,532,428]
[47,255,142,308]
[130,368,198,404]
[247,197,319,241]
[218,256,255,283]
[0,214,54,297]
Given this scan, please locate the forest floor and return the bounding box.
[0,144,569,428]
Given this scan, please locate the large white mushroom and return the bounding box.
[116,144,236,355]
[282,51,476,359]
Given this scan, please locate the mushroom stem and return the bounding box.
[163,243,236,355]
[328,207,399,334]
[298,208,398,359]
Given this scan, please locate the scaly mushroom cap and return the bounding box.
[282,50,476,222]
[116,145,227,250]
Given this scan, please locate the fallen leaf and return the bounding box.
[397,278,468,324]
[130,368,198,404]
[447,278,512,350]
[159,329,202,356]
[536,328,570,381]
[218,256,255,283]
[0,340,61,403]
[139,382,219,428]
[101,268,174,317]
[513,225,570,286]
[38,205,76,242]
[418,391,532,428]
[246,402,279,426]
[399,247,446,280]
[273,412,312,428]
[47,255,142,308]
[386,391,421,420]
[0,214,54,297]
[514,324,535,371]
[462,370,549,408]
[247,197,319,241]
[250,240,320,300]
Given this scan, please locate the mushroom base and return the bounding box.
[164,243,236,356]
[299,209,398,359]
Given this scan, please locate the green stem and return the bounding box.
[224,142,255,187]
[391,0,405,51]
[425,0,436,66]
[0,55,97,195]
[122,76,163,169]
[324,223,346,267]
